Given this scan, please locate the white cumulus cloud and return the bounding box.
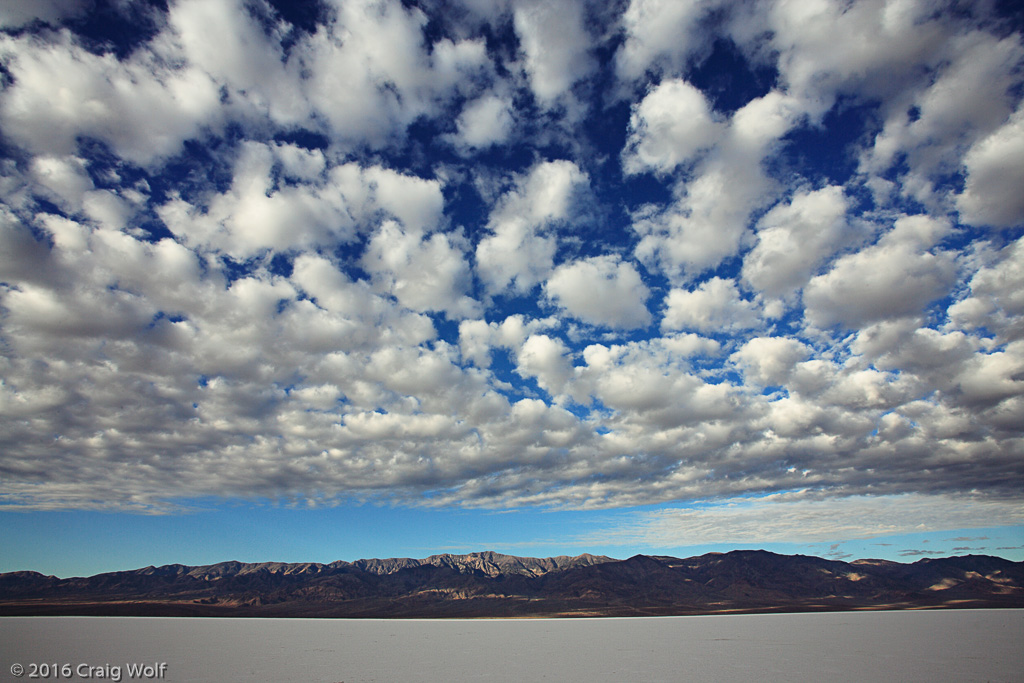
[662,277,760,332]
[544,256,651,329]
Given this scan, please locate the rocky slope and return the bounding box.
[1,550,1021,617]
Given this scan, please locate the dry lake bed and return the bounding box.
[2,609,1022,682]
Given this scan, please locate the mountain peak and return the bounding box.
[2,551,1020,618]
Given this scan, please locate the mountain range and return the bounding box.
[2,550,1021,618]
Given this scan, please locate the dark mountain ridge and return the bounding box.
[2,550,1021,618]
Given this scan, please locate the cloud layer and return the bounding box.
[584,492,1024,546]
[0,0,1021,535]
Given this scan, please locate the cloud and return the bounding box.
[614,0,722,84]
[731,337,811,387]
[450,92,515,151]
[297,0,490,147]
[362,221,480,319]
[0,0,1021,524]
[948,236,1024,343]
[632,90,804,279]
[750,0,952,114]
[623,79,722,175]
[0,29,222,165]
[544,256,651,329]
[0,0,90,29]
[512,0,595,104]
[850,322,977,413]
[28,156,94,211]
[165,0,309,126]
[0,208,51,285]
[661,277,759,332]
[156,145,446,258]
[583,492,1024,547]
[803,217,956,330]
[516,334,573,396]
[898,549,946,557]
[157,143,358,258]
[457,314,559,370]
[0,0,494,165]
[576,339,740,432]
[741,185,853,299]
[957,106,1024,229]
[476,160,590,294]
[861,29,1023,205]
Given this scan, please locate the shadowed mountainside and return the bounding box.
[1,550,1021,617]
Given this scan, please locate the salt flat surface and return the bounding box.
[2,610,1021,683]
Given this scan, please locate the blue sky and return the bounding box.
[0,0,1022,578]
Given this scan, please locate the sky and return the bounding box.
[1,0,1023,578]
